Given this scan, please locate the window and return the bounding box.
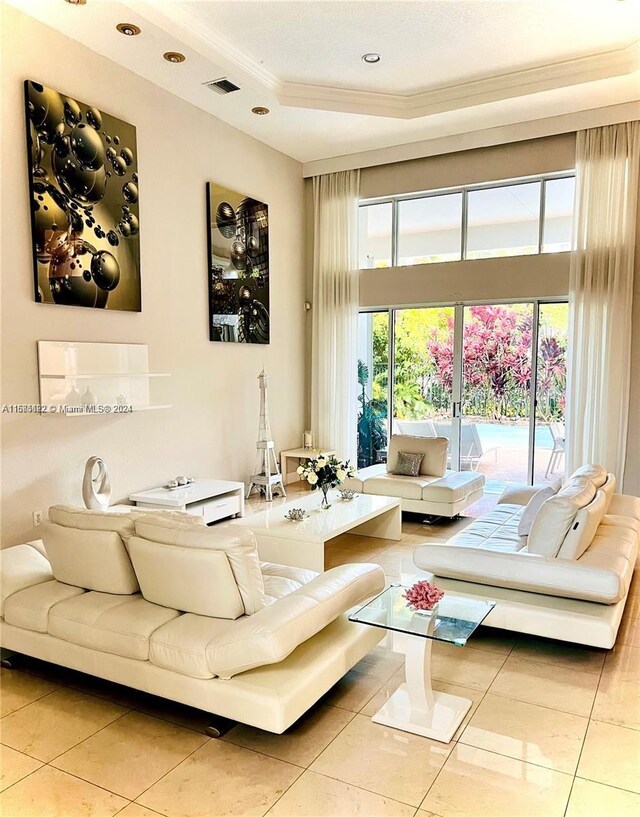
[358,202,392,268]
[466,182,541,259]
[397,194,462,265]
[358,173,575,269]
[543,177,575,253]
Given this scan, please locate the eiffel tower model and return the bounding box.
[246,370,286,501]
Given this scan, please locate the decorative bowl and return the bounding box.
[164,476,196,490]
[284,508,308,522]
[339,489,357,501]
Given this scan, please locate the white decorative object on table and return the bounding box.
[246,370,286,502]
[165,476,196,490]
[82,456,111,510]
[129,479,244,524]
[284,508,308,522]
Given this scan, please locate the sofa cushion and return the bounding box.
[43,506,139,594]
[569,465,608,489]
[414,539,631,604]
[527,478,596,558]
[133,518,265,615]
[364,472,437,501]
[261,562,318,602]
[149,614,233,679]
[128,536,245,619]
[421,471,485,504]
[438,503,526,553]
[518,482,561,537]
[387,435,448,478]
[0,542,54,617]
[4,580,84,632]
[49,591,179,660]
[557,490,608,561]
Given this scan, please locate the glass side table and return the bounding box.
[349,585,495,742]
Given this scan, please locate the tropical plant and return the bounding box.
[357,360,387,468]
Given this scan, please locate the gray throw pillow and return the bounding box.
[393,451,424,477]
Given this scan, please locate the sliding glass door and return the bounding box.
[359,300,568,487]
[461,304,533,484]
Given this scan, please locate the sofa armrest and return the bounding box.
[497,483,545,506]
[0,542,53,617]
[206,563,385,679]
[414,543,625,604]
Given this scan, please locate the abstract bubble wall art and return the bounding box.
[206,182,269,344]
[24,80,141,311]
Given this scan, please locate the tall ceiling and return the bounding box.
[7,0,640,170]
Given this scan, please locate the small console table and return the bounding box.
[279,447,336,486]
[128,479,245,524]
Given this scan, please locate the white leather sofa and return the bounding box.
[0,507,385,734]
[413,466,639,648]
[345,434,485,517]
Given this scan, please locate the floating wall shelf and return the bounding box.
[37,341,171,415]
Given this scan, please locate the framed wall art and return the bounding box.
[206,182,269,344]
[24,80,141,311]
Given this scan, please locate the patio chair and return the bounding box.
[545,422,566,478]
[393,419,437,437]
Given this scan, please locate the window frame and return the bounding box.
[358,171,575,268]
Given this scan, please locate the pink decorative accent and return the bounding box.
[403,580,445,611]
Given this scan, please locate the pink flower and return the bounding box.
[403,580,445,611]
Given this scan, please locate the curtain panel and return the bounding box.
[310,170,360,461]
[566,121,640,486]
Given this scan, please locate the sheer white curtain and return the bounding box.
[310,170,360,461]
[566,121,640,485]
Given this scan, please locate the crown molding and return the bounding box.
[302,101,640,177]
[126,3,638,121]
[279,41,640,119]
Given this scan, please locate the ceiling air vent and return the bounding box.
[204,78,241,95]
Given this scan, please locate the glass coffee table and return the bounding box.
[350,585,495,743]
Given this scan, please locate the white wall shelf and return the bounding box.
[37,341,171,415]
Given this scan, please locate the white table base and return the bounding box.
[372,629,471,743]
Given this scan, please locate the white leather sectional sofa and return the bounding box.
[414,465,639,648]
[345,434,485,517]
[0,507,385,734]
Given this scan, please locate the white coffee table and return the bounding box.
[232,490,401,571]
[128,479,245,524]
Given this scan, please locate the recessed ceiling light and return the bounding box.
[64,0,87,5]
[252,106,270,115]
[117,23,141,36]
[362,53,381,64]
[163,51,186,63]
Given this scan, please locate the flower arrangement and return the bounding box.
[297,454,356,509]
[403,580,445,612]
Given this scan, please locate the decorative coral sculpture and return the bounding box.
[403,580,445,611]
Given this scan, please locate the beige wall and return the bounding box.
[0,6,306,545]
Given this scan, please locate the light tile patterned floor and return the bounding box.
[0,484,638,817]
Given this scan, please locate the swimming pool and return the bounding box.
[475,422,553,450]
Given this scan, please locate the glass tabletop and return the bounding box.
[349,585,495,647]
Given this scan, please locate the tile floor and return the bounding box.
[1,484,638,817]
